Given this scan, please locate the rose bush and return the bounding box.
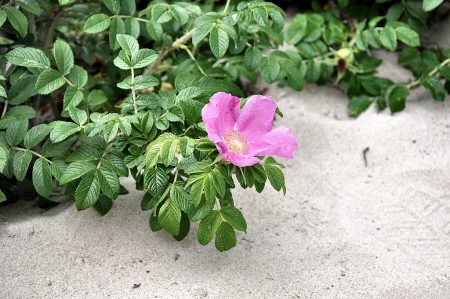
[0,0,448,251]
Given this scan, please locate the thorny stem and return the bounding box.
[145,29,195,75]
[14,147,53,164]
[130,67,138,114]
[406,58,450,89]
[43,6,64,48]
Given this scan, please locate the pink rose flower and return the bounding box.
[201,92,297,167]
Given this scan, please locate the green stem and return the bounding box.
[1,101,8,118]
[407,58,450,89]
[130,67,138,114]
[179,45,207,76]
[14,147,53,164]
[114,15,151,23]
[63,77,74,87]
[223,0,231,13]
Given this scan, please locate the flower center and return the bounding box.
[224,131,249,155]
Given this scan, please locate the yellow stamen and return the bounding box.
[224,131,249,154]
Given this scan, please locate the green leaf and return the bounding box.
[63,86,83,110]
[6,119,28,146]
[166,106,184,123]
[94,194,113,216]
[49,121,81,143]
[116,34,139,58]
[24,124,52,149]
[17,0,42,16]
[83,13,111,33]
[220,206,247,232]
[75,173,101,210]
[32,158,52,198]
[5,7,28,38]
[158,199,181,236]
[0,190,6,203]
[0,11,6,27]
[244,47,262,70]
[60,161,96,184]
[144,167,168,196]
[53,40,74,75]
[170,184,191,213]
[395,27,420,47]
[197,210,222,245]
[215,222,236,252]
[87,89,108,108]
[285,14,307,44]
[109,17,125,50]
[68,106,87,125]
[192,25,211,46]
[132,49,157,69]
[379,27,397,51]
[348,96,373,117]
[0,143,9,172]
[120,0,136,15]
[98,168,120,199]
[423,0,444,11]
[6,47,50,69]
[68,65,88,88]
[209,26,229,58]
[13,150,32,181]
[103,0,120,14]
[35,69,65,95]
[0,85,6,98]
[260,56,280,83]
[387,84,409,113]
[421,76,446,101]
[263,158,285,193]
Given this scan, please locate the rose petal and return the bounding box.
[234,95,276,139]
[202,92,241,144]
[223,151,261,167]
[248,126,297,158]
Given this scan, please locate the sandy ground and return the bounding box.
[2,28,450,299]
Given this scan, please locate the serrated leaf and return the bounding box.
[132,48,157,69]
[260,56,280,83]
[395,26,420,47]
[220,206,247,232]
[13,150,32,181]
[158,199,181,236]
[103,0,120,14]
[192,25,211,46]
[83,13,111,33]
[68,65,88,88]
[109,17,126,50]
[348,95,373,117]
[244,47,262,70]
[98,168,120,199]
[68,106,88,125]
[6,47,50,69]
[209,26,228,58]
[32,158,52,198]
[49,121,81,143]
[6,119,28,146]
[53,40,74,75]
[144,167,168,196]
[75,173,101,210]
[60,160,96,184]
[421,76,446,101]
[263,158,285,193]
[215,222,236,252]
[24,124,52,149]
[379,27,397,51]
[63,86,84,110]
[170,184,191,213]
[35,69,65,95]
[386,84,408,113]
[5,7,28,38]
[116,34,139,58]
[0,143,9,172]
[17,0,42,16]
[197,210,222,245]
